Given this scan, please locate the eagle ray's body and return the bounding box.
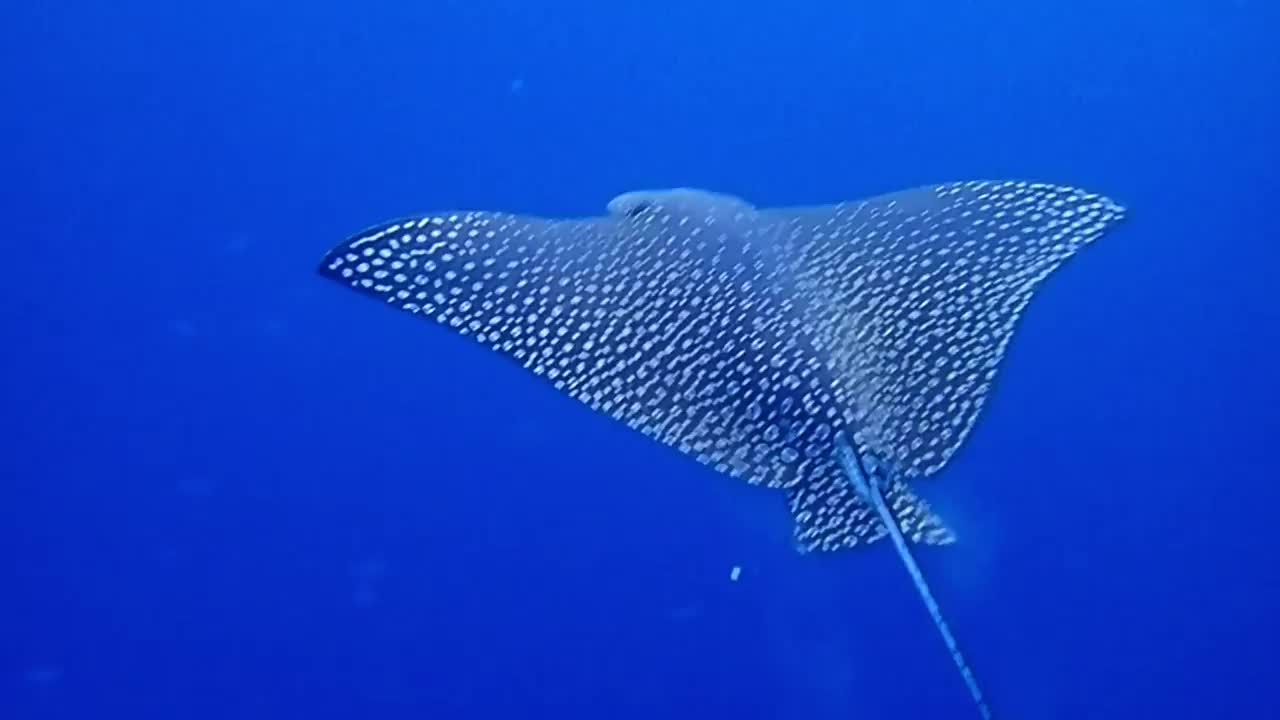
[318,180,1125,718]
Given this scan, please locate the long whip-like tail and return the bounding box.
[834,431,993,720]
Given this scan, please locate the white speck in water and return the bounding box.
[729,565,741,582]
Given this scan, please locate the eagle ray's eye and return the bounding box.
[626,202,652,218]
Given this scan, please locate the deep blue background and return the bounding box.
[3,1,1278,718]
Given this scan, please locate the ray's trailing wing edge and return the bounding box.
[316,180,1126,554]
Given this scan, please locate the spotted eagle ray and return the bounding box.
[318,180,1126,718]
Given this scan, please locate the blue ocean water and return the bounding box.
[3,1,1278,718]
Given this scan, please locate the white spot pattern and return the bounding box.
[319,181,1125,552]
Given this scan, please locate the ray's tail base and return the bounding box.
[834,431,994,720]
